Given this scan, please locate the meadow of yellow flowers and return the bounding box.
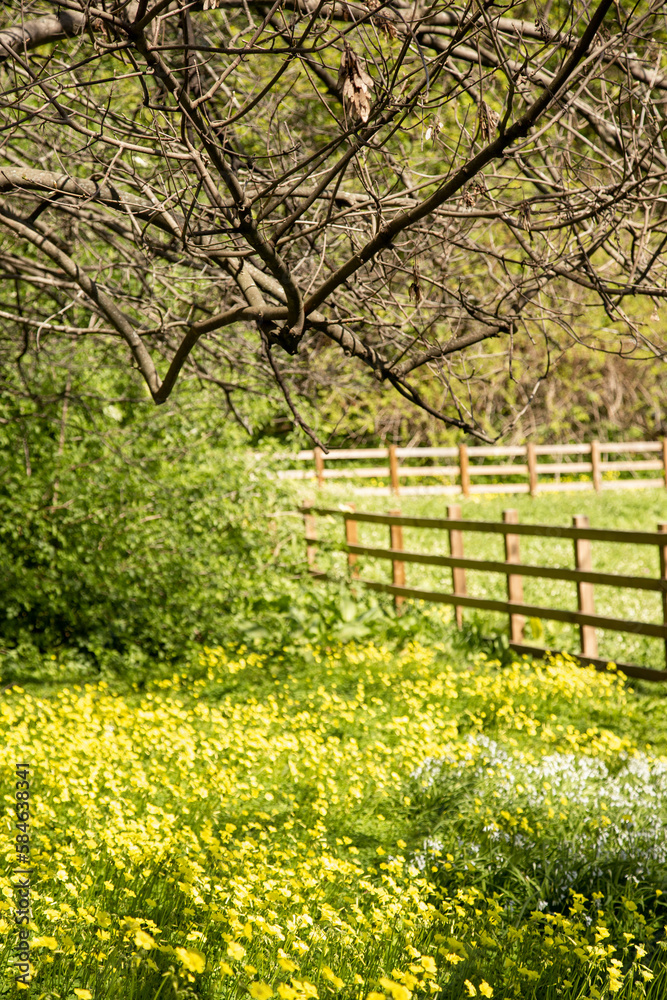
[1,642,667,999]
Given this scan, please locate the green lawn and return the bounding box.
[301,487,667,671]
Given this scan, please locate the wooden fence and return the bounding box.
[279,440,667,496]
[302,504,667,682]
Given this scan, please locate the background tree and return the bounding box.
[2,0,667,442]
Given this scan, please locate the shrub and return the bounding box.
[0,377,293,679]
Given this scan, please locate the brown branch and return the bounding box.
[0,11,87,58]
[305,0,616,314]
[260,329,328,450]
[391,326,507,378]
[0,166,184,237]
[0,201,161,396]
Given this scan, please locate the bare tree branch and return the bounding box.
[1,0,666,439]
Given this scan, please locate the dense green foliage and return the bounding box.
[0,355,304,679]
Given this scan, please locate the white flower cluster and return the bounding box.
[410,735,667,907]
[412,734,667,827]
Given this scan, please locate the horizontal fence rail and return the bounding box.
[278,440,667,497]
[301,505,667,683]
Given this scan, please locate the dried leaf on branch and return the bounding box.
[478,101,500,142]
[337,42,374,123]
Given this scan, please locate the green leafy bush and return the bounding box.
[0,371,297,680]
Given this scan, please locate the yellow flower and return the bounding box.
[278,955,298,973]
[420,957,437,976]
[74,991,93,1000]
[135,930,156,950]
[322,967,345,989]
[175,947,206,974]
[292,980,318,999]
[379,979,411,1000]
[249,984,274,1000]
[220,962,234,976]
[479,984,493,999]
[464,983,477,998]
[32,937,58,950]
[367,993,385,1000]
[278,986,297,1000]
[608,971,623,995]
[228,941,246,962]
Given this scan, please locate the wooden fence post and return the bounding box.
[459,443,470,498]
[303,502,318,571]
[388,509,405,612]
[659,522,667,668]
[526,442,538,497]
[448,503,466,628]
[503,509,524,642]
[591,440,602,493]
[573,514,598,658]
[314,447,325,488]
[662,438,667,489]
[345,506,359,579]
[389,445,401,496]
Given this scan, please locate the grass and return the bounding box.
[301,486,667,670]
[2,642,667,999]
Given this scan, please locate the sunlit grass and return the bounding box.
[304,487,667,669]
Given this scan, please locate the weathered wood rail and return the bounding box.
[301,505,667,682]
[281,440,667,497]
